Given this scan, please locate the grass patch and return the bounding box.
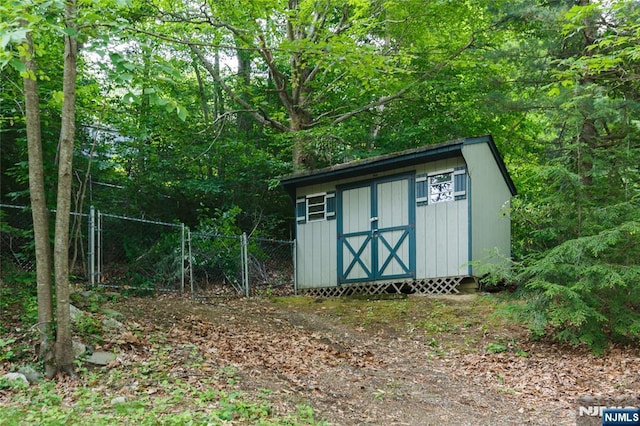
[273,293,515,354]
[0,363,326,426]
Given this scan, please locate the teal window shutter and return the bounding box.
[296,198,306,223]
[416,174,428,206]
[454,167,467,200]
[326,191,336,220]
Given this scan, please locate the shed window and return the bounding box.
[307,194,326,221]
[429,172,454,203]
[299,192,335,222]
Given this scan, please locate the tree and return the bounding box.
[142,0,485,169]
[494,0,640,351]
[20,26,54,371]
[52,0,78,375]
[2,0,94,376]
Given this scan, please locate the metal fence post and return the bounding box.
[181,223,185,294]
[97,210,102,284]
[188,227,194,295]
[239,234,245,295]
[293,239,298,295]
[88,205,95,285]
[242,232,249,297]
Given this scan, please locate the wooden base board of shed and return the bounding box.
[299,276,478,298]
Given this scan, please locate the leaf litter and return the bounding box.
[2,293,638,425]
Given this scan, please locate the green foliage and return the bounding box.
[500,221,640,353]
[293,404,325,425]
[20,292,38,326]
[0,376,29,391]
[486,342,508,354]
[492,0,640,353]
[0,273,38,330]
[74,315,103,338]
[190,206,250,287]
[0,369,325,425]
[70,290,109,313]
[0,337,18,361]
[0,211,38,281]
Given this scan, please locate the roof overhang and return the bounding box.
[280,135,517,198]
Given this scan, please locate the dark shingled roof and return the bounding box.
[280,135,517,197]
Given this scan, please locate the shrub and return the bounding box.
[501,221,640,353]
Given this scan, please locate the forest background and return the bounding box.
[1,0,639,361]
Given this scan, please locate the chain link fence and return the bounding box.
[247,237,296,297]
[188,231,244,297]
[0,204,89,277]
[0,203,295,296]
[95,211,185,293]
[0,204,36,274]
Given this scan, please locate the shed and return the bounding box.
[280,135,516,296]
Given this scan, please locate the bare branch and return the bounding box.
[256,33,295,116]
[190,45,291,133]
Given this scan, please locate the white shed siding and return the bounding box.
[414,157,469,278]
[296,183,337,288]
[295,158,471,289]
[462,143,511,271]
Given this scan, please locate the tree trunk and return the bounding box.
[235,37,253,137]
[53,0,78,376]
[574,0,599,237]
[192,55,210,125]
[291,110,314,171]
[292,132,306,171]
[213,51,224,121]
[21,29,54,372]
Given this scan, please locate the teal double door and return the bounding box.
[337,174,415,284]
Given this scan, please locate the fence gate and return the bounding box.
[85,206,295,296]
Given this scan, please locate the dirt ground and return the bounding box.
[105,294,639,425]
